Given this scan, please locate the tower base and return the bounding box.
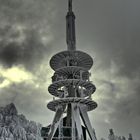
[41,117,87,140]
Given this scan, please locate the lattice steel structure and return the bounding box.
[42,0,97,140]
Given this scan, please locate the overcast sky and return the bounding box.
[0,0,140,139]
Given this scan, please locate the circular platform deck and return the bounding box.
[50,51,93,71]
[48,79,96,97]
[47,97,97,112]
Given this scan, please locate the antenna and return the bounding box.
[68,0,72,12]
[66,0,76,51]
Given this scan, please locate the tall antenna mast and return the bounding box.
[69,0,72,12]
[66,0,76,50]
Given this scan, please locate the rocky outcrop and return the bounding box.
[0,103,42,140]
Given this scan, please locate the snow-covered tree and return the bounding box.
[108,129,118,140]
[26,133,36,140]
[13,125,27,140]
[0,127,8,138]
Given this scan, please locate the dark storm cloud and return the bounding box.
[0,26,49,71]
[0,0,60,71]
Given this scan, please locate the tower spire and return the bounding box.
[68,0,72,12]
[66,0,76,51]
